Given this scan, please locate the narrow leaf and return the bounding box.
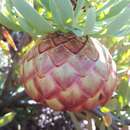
[0,112,16,127]
[12,0,54,35]
[84,7,96,35]
[68,112,82,130]
[0,13,21,31]
[74,0,85,17]
[108,128,113,130]
[49,0,74,27]
[100,123,106,130]
[49,0,64,29]
[18,17,37,36]
[40,0,50,10]
[103,0,130,20]
[107,6,130,36]
[115,26,130,36]
[2,27,17,51]
[3,0,23,31]
[102,113,112,127]
[0,40,9,52]
[97,0,117,15]
[5,0,13,13]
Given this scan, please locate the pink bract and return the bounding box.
[20,33,117,111]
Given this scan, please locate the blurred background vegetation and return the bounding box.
[0,0,130,130]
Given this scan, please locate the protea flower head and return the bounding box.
[0,0,129,111]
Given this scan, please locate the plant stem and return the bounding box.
[67,112,82,130]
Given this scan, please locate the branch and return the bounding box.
[0,67,10,73]
[14,100,42,108]
[0,91,27,110]
[1,32,32,98]
[89,108,119,130]
[1,49,19,98]
[1,90,130,130]
[89,107,130,130]
[70,107,130,130]
[1,68,12,97]
[67,112,82,130]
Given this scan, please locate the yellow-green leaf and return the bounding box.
[11,0,54,35]
[0,112,16,127]
[84,7,96,35]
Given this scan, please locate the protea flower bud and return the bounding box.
[20,33,117,111]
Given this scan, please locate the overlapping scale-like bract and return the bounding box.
[20,33,117,111]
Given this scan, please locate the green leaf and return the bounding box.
[105,98,119,111]
[97,0,117,15]
[103,0,130,20]
[101,107,110,113]
[115,26,130,36]
[118,96,124,108]
[0,13,21,31]
[11,0,54,35]
[108,128,113,130]
[101,98,119,112]
[40,0,50,10]
[0,112,16,127]
[99,123,106,130]
[68,112,82,130]
[106,6,130,36]
[117,79,130,108]
[3,0,24,31]
[84,7,96,35]
[49,0,64,29]
[17,17,37,37]
[74,0,85,18]
[49,0,74,28]
[5,0,13,13]
[71,28,84,37]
